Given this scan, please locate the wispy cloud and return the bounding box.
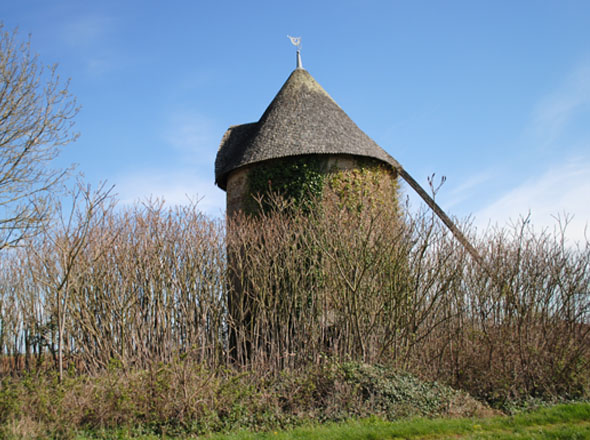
[60,14,114,48]
[59,13,119,76]
[114,170,225,217]
[162,111,219,162]
[527,63,590,146]
[442,170,494,210]
[474,158,590,243]
[460,62,590,244]
[110,109,225,216]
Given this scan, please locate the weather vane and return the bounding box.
[287,35,301,49]
[287,35,303,69]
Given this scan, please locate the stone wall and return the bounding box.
[225,154,398,217]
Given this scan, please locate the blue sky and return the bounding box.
[3,1,590,242]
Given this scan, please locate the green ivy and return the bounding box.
[326,163,399,214]
[246,155,399,216]
[247,156,328,214]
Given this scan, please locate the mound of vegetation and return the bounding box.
[1,195,588,438]
[0,360,492,439]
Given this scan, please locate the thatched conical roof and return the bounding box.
[215,67,401,190]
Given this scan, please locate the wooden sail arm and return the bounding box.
[396,166,487,270]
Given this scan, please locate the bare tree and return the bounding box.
[29,180,114,381]
[0,23,79,250]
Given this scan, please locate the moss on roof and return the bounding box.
[215,68,400,190]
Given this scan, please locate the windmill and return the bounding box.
[215,39,485,269]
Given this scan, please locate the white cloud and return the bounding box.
[111,110,225,216]
[528,63,590,145]
[60,14,114,48]
[114,170,225,217]
[162,111,218,161]
[59,14,119,76]
[442,170,494,210]
[474,158,590,243]
[454,62,590,245]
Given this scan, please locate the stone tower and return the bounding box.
[214,57,486,363]
[214,58,406,363]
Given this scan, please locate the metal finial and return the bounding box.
[287,35,303,69]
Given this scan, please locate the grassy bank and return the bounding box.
[70,402,590,439]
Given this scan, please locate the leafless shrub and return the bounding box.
[0,193,226,376]
[66,198,227,372]
[402,214,590,403]
[0,185,588,404]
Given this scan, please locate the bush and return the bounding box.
[0,360,491,438]
[0,193,588,411]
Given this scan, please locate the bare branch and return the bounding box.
[0,23,79,250]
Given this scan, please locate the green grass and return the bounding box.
[75,403,590,440]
